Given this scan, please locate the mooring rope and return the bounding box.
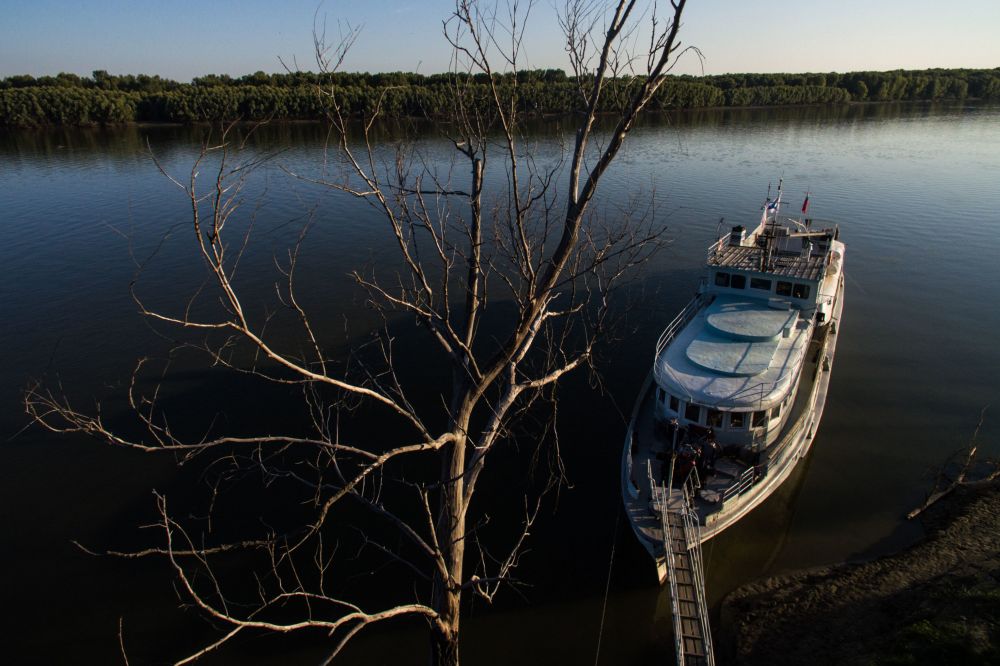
[593,505,622,666]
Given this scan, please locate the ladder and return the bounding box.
[651,464,715,666]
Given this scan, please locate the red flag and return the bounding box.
[801,195,810,214]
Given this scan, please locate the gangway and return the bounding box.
[649,462,715,666]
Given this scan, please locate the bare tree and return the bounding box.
[25,1,692,664]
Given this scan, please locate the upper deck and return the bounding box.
[708,242,826,281]
[707,215,840,284]
[654,295,811,411]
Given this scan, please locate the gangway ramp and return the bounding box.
[650,464,715,666]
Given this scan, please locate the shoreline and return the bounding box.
[718,479,1000,665]
[1,98,991,131]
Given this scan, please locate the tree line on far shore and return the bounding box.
[2,67,997,127]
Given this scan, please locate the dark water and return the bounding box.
[2,103,999,664]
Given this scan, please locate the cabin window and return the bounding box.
[776,281,792,296]
[771,403,782,420]
[657,388,665,403]
[707,409,723,428]
[750,277,772,291]
[730,274,746,289]
[729,412,746,429]
[669,395,679,412]
[685,403,702,424]
[792,283,811,299]
[715,272,730,287]
[752,411,767,428]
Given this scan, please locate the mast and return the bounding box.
[760,179,783,272]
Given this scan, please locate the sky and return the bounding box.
[2,0,998,81]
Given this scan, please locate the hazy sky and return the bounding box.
[2,0,997,80]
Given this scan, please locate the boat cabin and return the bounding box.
[651,216,839,451]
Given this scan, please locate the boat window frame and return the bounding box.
[729,412,746,429]
[792,283,811,299]
[752,410,767,428]
[750,277,772,291]
[714,271,731,287]
[730,274,746,289]
[669,395,679,413]
[684,402,702,424]
[771,403,781,420]
[707,409,723,428]
[776,281,792,296]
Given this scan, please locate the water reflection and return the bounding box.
[2,101,999,663]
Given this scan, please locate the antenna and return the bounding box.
[714,217,725,260]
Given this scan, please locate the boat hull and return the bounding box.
[622,271,845,580]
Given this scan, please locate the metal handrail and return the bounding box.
[654,293,711,361]
[720,466,756,503]
[705,234,729,263]
[707,216,839,276]
[716,312,836,508]
[678,466,715,665]
[710,313,836,511]
[765,321,834,467]
[681,504,716,666]
[685,465,702,499]
[652,294,713,401]
[650,459,717,666]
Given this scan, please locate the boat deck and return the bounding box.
[625,333,824,547]
[708,243,827,280]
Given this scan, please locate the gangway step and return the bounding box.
[678,600,698,616]
[682,636,706,655]
[680,617,703,638]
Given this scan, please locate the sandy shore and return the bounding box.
[719,480,1000,665]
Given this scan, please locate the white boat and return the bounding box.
[622,182,845,583]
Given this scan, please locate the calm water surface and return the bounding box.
[2,103,999,663]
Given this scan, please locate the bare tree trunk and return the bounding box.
[431,427,467,665]
[431,629,461,666]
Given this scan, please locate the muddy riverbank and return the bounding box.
[720,480,1000,665]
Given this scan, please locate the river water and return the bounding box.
[2,102,999,663]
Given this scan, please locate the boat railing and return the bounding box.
[752,313,836,484]
[706,234,729,263]
[683,464,702,502]
[714,310,836,509]
[623,373,655,501]
[624,429,640,499]
[680,495,715,666]
[720,466,756,504]
[655,293,710,361]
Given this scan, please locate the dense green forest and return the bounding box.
[2,67,998,127]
